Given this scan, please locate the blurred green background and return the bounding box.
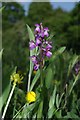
[1,1,80,118]
[2,1,80,92]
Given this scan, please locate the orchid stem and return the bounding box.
[40,66,43,88]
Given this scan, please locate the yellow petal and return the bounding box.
[26,91,36,103]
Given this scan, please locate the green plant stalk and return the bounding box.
[12,104,26,119]
[12,91,17,117]
[27,70,32,92]
[2,83,16,119]
[69,74,79,95]
[69,80,77,95]
[40,47,43,88]
[37,100,43,118]
[27,55,33,92]
[40,66,43,88]
[39,49,44,118]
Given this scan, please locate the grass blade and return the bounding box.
[30,69,40,91]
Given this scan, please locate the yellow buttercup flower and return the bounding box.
[10,73,23,85]
[26,91,36,103]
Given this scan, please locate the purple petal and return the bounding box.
[29,41,36,50]
[46,44,52,50]
[34,64,39,70]
[44,27,49,31]
[35,27,40,32]
[36,37,42,46]
[41,32,44,37]
[39,31,44,38]
[30,55,37,64]
[42,47,46,52]
[46,51,52,58]
[44,31,49,37]
[40,23,42,26]
[35,24,40,32]
[35,24,40,27]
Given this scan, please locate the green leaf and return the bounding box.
[55,110,62,118]
[0,50,4,112]
[26,24,35,42]
[68,54,78,76]
[26,24,36,91]
[14,103,35,118]
[0,49,3,62]
[26,24,35,74]
[58,92,64,107]
[49,85,57,109]
[47,34,54,40]
[0,49,3,76]
[21,103,36,118]
[15,101,39,119]
[56,94,59,108]
[30,69,40,91]
[0,6,5,12]
[57,47,66,53]
[37,100,43,118]
[0,66,16,112]
[48,106,56,118]
[45,68,53,89]
[0,81,11,112]
[26,24,35,56]
[50,46,66,62]
[69,73,80,95]
[64,111,80,119]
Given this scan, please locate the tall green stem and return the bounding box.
[27,70,31,92]
[40,45,43,88]
[2,83,16,119]
[40,66,43,88]
[27,55,33,92]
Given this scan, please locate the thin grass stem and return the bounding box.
[2,83,16,119]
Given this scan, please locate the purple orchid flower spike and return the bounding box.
[29,23,52,71]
